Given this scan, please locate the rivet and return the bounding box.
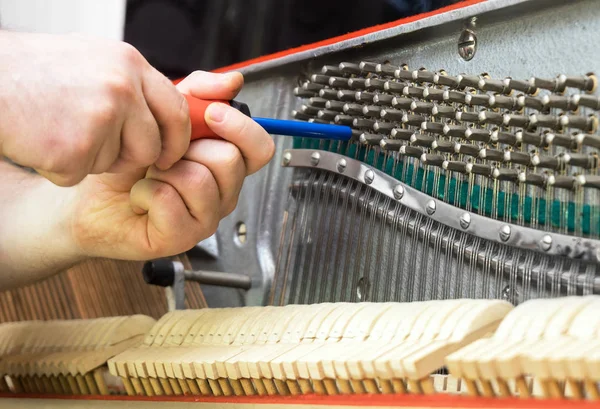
[499,225,511,242]
[541,235,552,251]
[501,285,518,303]
[310,152,320,166]
[282,152,292,166]
[337,158,347,173]
[426,200,436,215]
[364,169,375,185]
[393,185,405,200]
[459,213,471,229]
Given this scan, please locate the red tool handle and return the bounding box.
[181,94,228,141]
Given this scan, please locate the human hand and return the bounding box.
[0,31,192,186]
[64,70,275,261]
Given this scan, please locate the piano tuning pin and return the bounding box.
[316,110,337,121]
[302,82,324,92]
[292,110,311,121]
[347,78,367,89]
[375,63,398,77]
[372,93,394,106]
[343,103,364,115]
[421,153,445,166]
[373,121,395,133]
[413,69,435,83]
[300,104,319,115]
[362,105,383,118]
[328,76,350,88]
[411,101,435,114]
[359,133,383,145]
[571,94,600,110]
[547,174,577,190]
[399,145,424,158]
[325,100,345,112]
[395,68,413,81]
[308,97,328,108]
[455,111,480,123]
[338,62,363,75]
[337,90,357,101]
[310,74,332,85]
[294,87,317,98]
[531,76,566,93]
[457,74,480,88]
[333,114,355,125]
[422,87,445,101]
[352,118,377,129]
[380,108,404,122]
[321,65,345,77]
[504,77,537,94]
[559,73,597,92]
[383,80,404,94]
[479,78,510,94]
[421,122,445,134]
[356,91,376,103]
[391,96,413,110]
[380,138,405,150]
[390,128,415,141]
[403,86,425,98]
[517,94,544,111]
[465,93,490,107]
[319,88,339,100]
[402,114,426,126]
[365,78,386,91]
[358,61,379,73]
[562,114,598,133]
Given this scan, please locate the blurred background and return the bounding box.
[0,0,460,76]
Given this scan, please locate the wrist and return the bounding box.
[0,162,86,288]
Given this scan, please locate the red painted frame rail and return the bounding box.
[0,393,598,408]
[211,0,486,74]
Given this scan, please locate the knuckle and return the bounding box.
[176,93,190,127]
[222,197,239,217]
[187,70,207,82]
[89,100,120,126]
[262,136,276,164]
[183,163,212,191]
[104,74,136,101]
[152,183,177,204]
[220,143,243,169]
[116,42,143,65]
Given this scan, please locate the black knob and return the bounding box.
[142,259,176,287]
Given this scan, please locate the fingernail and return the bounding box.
[207,103,228,123]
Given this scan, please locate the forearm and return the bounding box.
[0,160,85,289]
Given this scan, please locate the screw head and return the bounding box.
[364,169,375,185]
[426,200,436,215]
[501,284,518,303]
[393,185,405,200]
[459,212,471,229]
[310,152,320,166]
[541,235,553,251]
[337,158,347,173]
[282,152,292,166]
[458,29,477,61]
[499,225,511,242]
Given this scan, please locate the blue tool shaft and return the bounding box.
[253,117,353,141]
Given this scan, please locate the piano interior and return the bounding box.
[2,0,600,408]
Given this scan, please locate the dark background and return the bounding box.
[124,0,460,78]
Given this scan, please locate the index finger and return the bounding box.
[142,66,191,170]
[204,103,275,175]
